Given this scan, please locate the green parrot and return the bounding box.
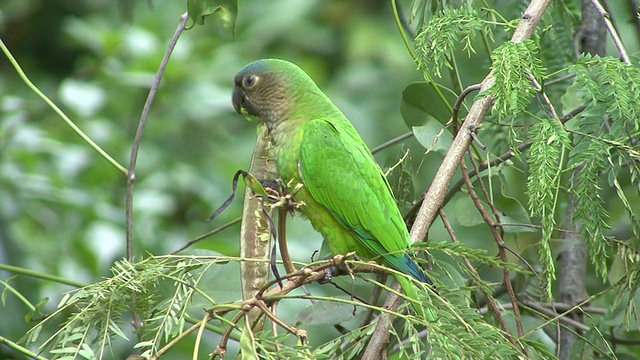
[232,59,430,315]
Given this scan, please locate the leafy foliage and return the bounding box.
[414,4,494,78]
[526,118,571,296]
[487,40,545,117]
[25,256,223,359]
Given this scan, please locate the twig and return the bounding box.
[521,300,590,333]
[530,75,561,121]
[589,0,631,64]
[278,208,296,274]
[460,157,525,342]
[452,84,482,131]
[371,132,414,155]
[437,209,516,346]
[125,12,189,261]
[171,217,241,254]
[0,335,48,360]
[212,311,244,359]
[360,274,388,326]
[0,39,126,174]
[152,318,207,359]
[406,105,586,221]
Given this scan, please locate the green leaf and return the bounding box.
[494,194,535,233]
[240,317,259,360]
[412,120,453,155]
[453,197,484,227]
[187,0,238,38]
[401,82,456,128]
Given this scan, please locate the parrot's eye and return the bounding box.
[242,74,259,89]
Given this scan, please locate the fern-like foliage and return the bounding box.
[487,40,545,117]
[526,118,571,297]
[571,55,640,132]
[25,256,222,359]
[569,137,611,277]
[566,55,640,277]
[414,5,494,78]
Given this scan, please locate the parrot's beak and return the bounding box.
[232,86,245,114]
[232,86,259,116]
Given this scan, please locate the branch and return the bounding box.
[0,39,127,174]
[125,12,189,261]
[589,0,631,64]
[410,0,553,242]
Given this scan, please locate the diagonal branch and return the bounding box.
[364,0,554,357]
[410,0,554,243]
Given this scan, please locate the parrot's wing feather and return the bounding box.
[299,118,421,278]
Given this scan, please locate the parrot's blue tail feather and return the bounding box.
[403,254,432,285]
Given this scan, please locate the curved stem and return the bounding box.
[0,39,127,174]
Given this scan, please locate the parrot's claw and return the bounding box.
[259,179,283,193]
[262,181,304,214]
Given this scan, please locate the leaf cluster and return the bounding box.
[25,256,223,359]
[414,4,495,78]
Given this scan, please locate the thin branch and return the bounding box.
[460,157,525,341]
[589,0,631,64]
[126,12,189,261]
[171,217,241,254]
[371,132,414,154]
[452,84,482,130]
[278,208,296,274]
[438,209,516,345]
[406,104,586,220]
[0,335,48,360]
[0,39,127,174]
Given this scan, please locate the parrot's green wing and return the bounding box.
[298,118,424,281]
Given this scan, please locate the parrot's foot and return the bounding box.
[317,253,359,284]
[261,180,304,214]
[258,179,284,193]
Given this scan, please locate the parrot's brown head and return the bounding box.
[232,59,319,124]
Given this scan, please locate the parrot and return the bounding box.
[231,59,431,316]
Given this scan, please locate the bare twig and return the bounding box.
[460,158,525,343]
[406,105,586,221]
[171,217,241,254]
[589,0,631,64]
[438,208,517,346]
[452,84,482,130]
[278,208,296,274]
[125,12,189,261]
[0,40,127,175]
[371,132,414,155]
